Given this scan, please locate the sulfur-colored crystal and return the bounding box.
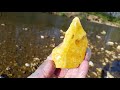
[52,17,88,68]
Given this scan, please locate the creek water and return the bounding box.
[0,12,120,78]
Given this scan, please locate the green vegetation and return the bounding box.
[50,12,120,27]
[86,12,120,24]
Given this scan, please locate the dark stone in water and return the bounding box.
[110,60,120,72]
[0,74,9,78]
[101,60,120,78]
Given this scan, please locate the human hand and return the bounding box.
[28,48,91,78]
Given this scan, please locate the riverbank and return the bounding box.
[50,12,120,28]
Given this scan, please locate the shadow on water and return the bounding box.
[0,12,120,78]
[101,60,120,78]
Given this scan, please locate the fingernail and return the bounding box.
[84,48,91,61]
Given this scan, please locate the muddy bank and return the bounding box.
[51,12,120,28]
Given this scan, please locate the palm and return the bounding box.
[52,60,89,78]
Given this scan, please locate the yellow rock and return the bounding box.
[52,17,88,68]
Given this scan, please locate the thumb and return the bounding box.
[28,60,55,78]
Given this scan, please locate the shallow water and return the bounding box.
[0,12,120,78]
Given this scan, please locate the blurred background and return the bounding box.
[0,12,120,78]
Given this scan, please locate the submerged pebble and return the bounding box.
[91,72,97,77]
[25,63,30,67]
[89,61,94,67]
[101,30,106,35]
[16,45,19,47]
[105,58,109,63]
[106,41,114,46]
[96,68,102,73]
[101,47,104,51]
[117,45,120,52]
[60,29,65,35]
[112,55,117,59]
[50,43,55,47]
[118,55,120,59]
[105,50,112,55]
[51,38,54,41]
[40,35,44,39]
[6,67,11,71]
[115,42,118,45]
[23,27,28,31]
[60,29,63,32]
[45,45,48,48]
[33,58,40,61]
[31,63,37,67]
[102,62,106,66]
[106,71,114,78]
[1,23,5,26]
[96,35,101,39]
[60,36,64,39]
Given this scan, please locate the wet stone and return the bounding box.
[105,58,109,63]
[33,58,40,61]
[106,41,114,46]
[89,61,94,67]
[91,72,97,77]
[40,35,44,39]
[25,63,30,67]
[60,29,65,35]
[111,58,114,61]
[1,23,5,26]
[50,43,55,47]
[8,74,13,77]
[112,55,117,59]
[106,71,114,78]
[105,50,112,55]
[118,55,120,59]
[96,35,101,39]
[31,63,36,67]
[102,62,106,66]
[45,45,48,48]
[96,68,102,77]
[60,36,64,39]
[90,45,94,49]
[60,29,63,32]
[117,45,120,52]
[51,38,54,41]
[22,71,26,74]
[16,45,19,48]
[96,68,102,72]
[87,75,90,78]
[101,48,104,51]
[97,52,101,55]
[115,42,118,45]
[101,30,106,35]
[23,28,28,31]
[6,67,11,71]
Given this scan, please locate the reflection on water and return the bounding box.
[0,12,120,78]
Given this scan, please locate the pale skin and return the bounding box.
[28,48,91,78]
